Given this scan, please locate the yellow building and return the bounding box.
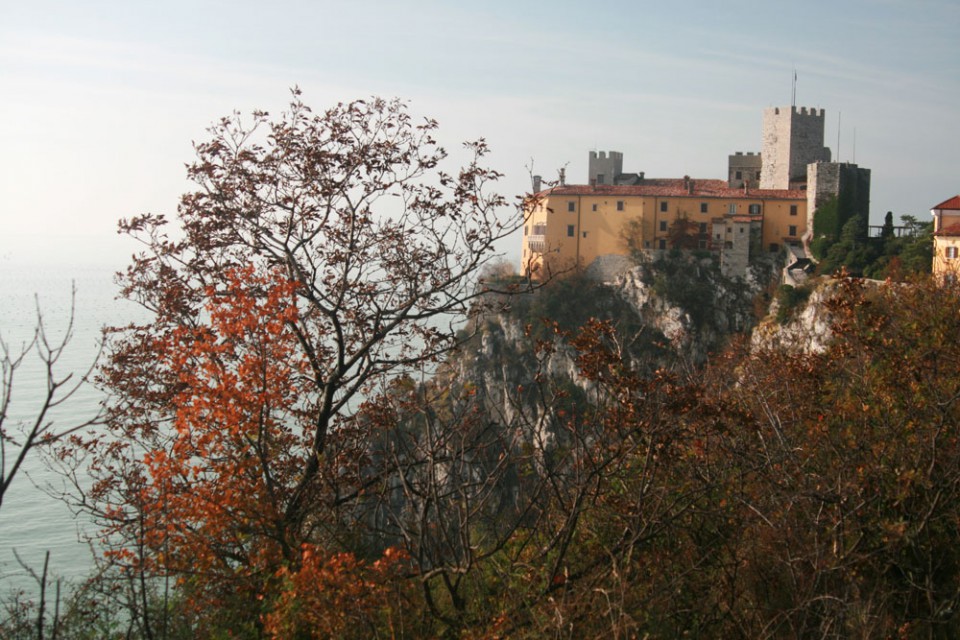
[522,104,872,279]
[931,195,960,281]
[521,178,807,278]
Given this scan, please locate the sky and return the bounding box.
[1,0,957,267]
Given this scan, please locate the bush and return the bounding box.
[775,284,811,324]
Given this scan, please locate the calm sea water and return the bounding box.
[0,262,148,597]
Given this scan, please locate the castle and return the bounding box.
[521,105,871,279]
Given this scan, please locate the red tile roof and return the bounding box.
[932,195,960,211]
[543,180,805,200]
[935,222,960,237]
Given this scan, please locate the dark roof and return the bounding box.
[543,179,805,200]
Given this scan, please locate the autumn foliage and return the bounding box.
[504,274,960,638]
[264,545,411,639]
[132,268,305,610]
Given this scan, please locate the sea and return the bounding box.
[0,262,148,599]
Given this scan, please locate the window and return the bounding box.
[592,203,598,212]
[617,200,624,211]
[740,227,745,233]
[790,204,798,216]
[660,201,668,212]
[567,201,576,212]
[659,220,668,232]
[532,223,547,235]
[596,174,605,185]
[735,170,742,180]
[524,225,528,236]
[728,203,737,214]
[699,222,707,234]
[748,204,761,214]
[567,225,575,237]
[658,239,667,250]
[700,203,708,214]
[756,171,761,180]
[789,225,798,236]
[769,243,779,252]
[582,231,588,238]
[947,246,959,259]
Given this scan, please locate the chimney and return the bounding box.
[532,175,542,193]
[559,167,566,186]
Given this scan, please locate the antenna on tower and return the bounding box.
[853,127,856,164]
[791,68,797,107]
[837,111,841,162]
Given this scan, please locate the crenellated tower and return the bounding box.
[588,150,623,185]
[760,106,831,190]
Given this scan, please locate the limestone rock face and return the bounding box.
[458,257,778,419]
[752,279,843,354]
[613,259,770,365]
[451,257,850,446]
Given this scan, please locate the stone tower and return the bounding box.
[728,151,762,188]
[807,161,871,239]
[760,106,831,190]
[588,150,623,185]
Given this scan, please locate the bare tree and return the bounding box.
[0,292,101,512]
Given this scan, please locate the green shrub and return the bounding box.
[775,284,811,324]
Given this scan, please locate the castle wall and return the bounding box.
[807,161,838,228]
[761,199,804,251]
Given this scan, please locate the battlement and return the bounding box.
[733,151,758,156]
[590,150,624,161]
[770,106,825,118]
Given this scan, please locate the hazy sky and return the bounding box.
[1,0,957,266]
